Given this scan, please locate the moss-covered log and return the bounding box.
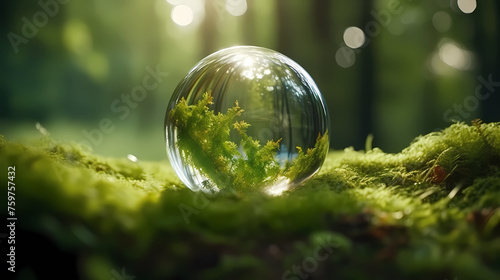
[1,121,500,279]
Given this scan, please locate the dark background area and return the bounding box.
[1,0,499,160]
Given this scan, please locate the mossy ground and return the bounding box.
[1,122,500,280]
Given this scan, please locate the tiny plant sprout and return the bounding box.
[164,46,330,194]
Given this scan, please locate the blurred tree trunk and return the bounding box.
[276,0,291,54]
[473,1,500,123]
[311,0,333,85]
[358,2,375,148]
[312,0,331,44]
[242,1,255,44]
[312,0,336,146]
[200,0,217,56]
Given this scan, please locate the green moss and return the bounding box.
[1,121,500,279]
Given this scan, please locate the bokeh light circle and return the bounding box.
[171,5,194,26]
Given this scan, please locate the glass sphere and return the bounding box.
[165,46,330,195]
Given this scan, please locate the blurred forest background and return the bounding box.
[1,0,499,160]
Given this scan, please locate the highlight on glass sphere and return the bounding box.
[164,46,330,195]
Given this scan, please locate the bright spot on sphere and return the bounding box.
[171,5,194,26]
[265,179,290,196]
[127,154,139,162]
[457,0,477,14]
[226,0,247,16]
[243,57,254,66]
[343,26,365,49]
[335,47,356,68]
[432,11,452,32]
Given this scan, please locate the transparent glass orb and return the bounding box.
[165,46,330,195]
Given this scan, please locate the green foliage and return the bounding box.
[168,91,327,192]
[232,120,282,191]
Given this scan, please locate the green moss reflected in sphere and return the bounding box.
[165,46,330,195]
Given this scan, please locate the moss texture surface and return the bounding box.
[1,121,500,279]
